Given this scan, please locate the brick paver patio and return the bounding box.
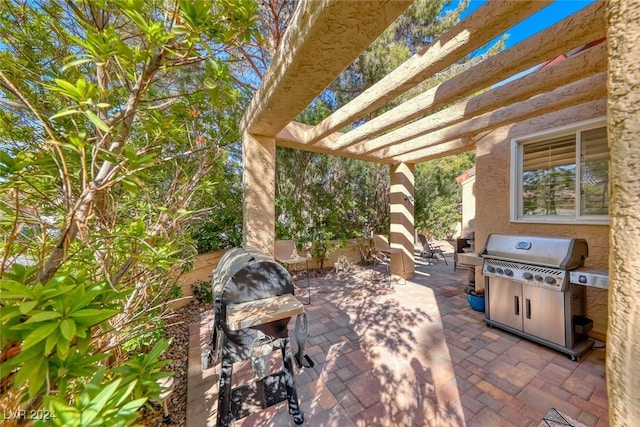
[186,254,608,426]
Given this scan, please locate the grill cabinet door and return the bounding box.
[488,277,522,331]
[522,285,565,346]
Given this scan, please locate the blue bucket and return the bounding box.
[467,294,485,312]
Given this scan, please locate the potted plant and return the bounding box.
[464,285,485,312]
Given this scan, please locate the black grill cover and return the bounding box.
[211,247,295,359]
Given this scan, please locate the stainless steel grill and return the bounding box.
[480,234,593,360]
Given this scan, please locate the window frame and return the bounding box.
[510,116,609,225]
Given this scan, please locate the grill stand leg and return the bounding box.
[216,342,234,427]
[281,339,304,424]
[293,262,311,305]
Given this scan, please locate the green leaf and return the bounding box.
[70,309,118,326]
[13,358,33,388]
[0,279,36,299]
[60,319,76,341]
[70,289,102,312]
[41,284,77,301]
[121,178,139,196]
[51,399,80,425]
[23,322,59,350]
[75,325,87,339]
[204,77,217,90]
[19,300,38,314]
[70,308,117,319]
[61,57,92,72]
[0,305,20,322]
[146,338,171,363]
[50,109,80,120]
[45,328,60,354]
[81,379,121,425]
[25,311,63,323]
[113,380,137,407]
[57,336,71,360]
[84,110,110,132]
[51,78,82,101]
[118,397,147,416]
[0,345,39,379]
[28,356,47,396]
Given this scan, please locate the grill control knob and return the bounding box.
[487,265,495,273]
[504,269,514,277]
[534,275,544,282]
[496,268,504,275]
[523,272,533,280]
[544,276,556,285]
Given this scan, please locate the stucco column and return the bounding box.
[242,132,276,258]
[607,1,640,425]
[390,162,415,279]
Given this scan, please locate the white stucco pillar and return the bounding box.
[607,1,640,425]
[242,132,276,258]
[390,162,415,279]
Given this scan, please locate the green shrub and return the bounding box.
[192,280,213,304]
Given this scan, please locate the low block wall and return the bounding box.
[304,238,364,270]
[172,240,367,308]
[173,249,228,308]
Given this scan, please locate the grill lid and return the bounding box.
[480,234,588,270]
[211,246,294,304]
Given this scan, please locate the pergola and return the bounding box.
[239,1,640,424]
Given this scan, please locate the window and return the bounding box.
[511,118,608,224]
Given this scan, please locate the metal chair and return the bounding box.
[418,234,448,265]
[275,240,311,304]
[373,235,406,284]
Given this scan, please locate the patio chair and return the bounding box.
[418,234,448,265]
[373,235,405,284]
[275,240,311,305]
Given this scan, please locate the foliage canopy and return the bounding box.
[0,0,259,422]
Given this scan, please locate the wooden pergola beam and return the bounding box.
[240,0,412,136]
[385,73,607,161]
[391,136,480,165]
[275,122,391,163]
[304,0,553,145]
[353,42,606,156]
[326,1,606,151]
[399,99,607,164]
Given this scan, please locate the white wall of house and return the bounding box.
[460,173,476,239]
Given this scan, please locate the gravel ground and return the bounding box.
[139,300,211,427]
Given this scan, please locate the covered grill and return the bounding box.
[480,234,593,360]
[210,247,304,426]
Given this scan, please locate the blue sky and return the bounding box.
[447,0,596,53]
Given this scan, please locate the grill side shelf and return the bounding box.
[226,294,304,331]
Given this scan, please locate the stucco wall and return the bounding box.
[475,99,609,340]
[172,249,230,308]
